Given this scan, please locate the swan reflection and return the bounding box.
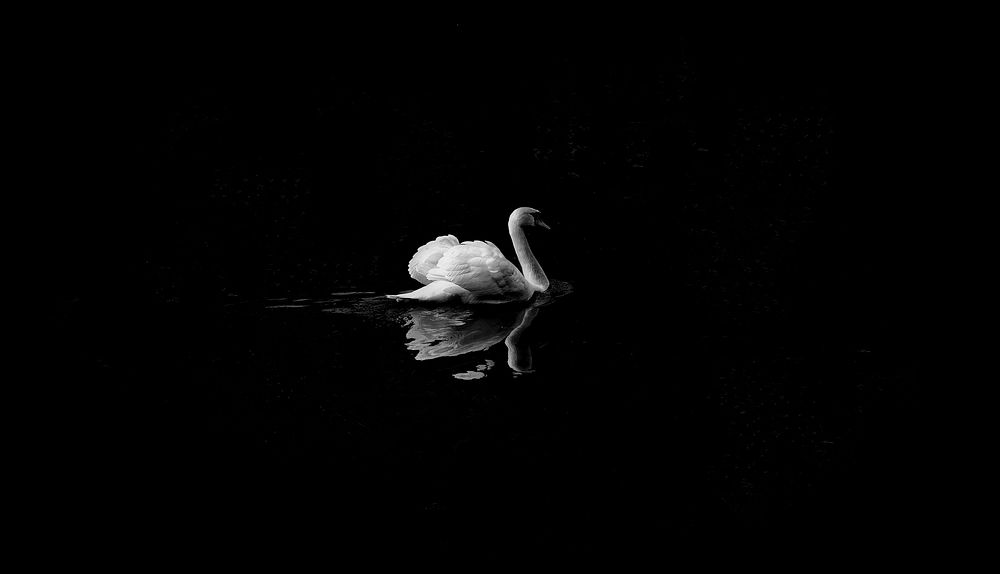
[263,282,568,379]
[403,302,543,378]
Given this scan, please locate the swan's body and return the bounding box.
[388,207,550,304]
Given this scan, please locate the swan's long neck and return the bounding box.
[509,222,549,292]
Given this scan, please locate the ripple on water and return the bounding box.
[452,359,495,380]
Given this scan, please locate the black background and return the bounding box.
[56,19,927,559]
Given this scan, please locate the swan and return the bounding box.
[387,207,550,304]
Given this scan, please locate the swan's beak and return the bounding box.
[536,219,551,230]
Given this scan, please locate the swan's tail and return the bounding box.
[386,280,471,303]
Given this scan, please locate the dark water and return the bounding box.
[60,23,924,558]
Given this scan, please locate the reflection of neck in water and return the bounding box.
[505,307,538,373]
[404,304,539,374]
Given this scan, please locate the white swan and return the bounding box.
[387,207,550,304]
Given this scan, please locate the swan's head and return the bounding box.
[509,207,550,230]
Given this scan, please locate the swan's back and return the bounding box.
[426,241,532,301]
[408,235,459,285]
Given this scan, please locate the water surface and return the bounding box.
[72,268,916,556]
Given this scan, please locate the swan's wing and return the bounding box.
[408,234,460,285]
[425,240,530,297]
